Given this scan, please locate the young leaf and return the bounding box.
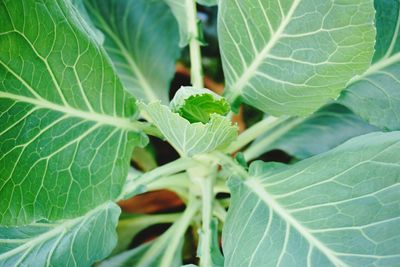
[339,0,400,130]
[223,132,400,266]
[139,102,237,157]
[170,86,230,123]
[0,0,146,225]
[0,202,120,267]
[247,103,378,160]
[218,0,375,116]
[82,0,180,103]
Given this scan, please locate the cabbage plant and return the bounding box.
[0,0,399,266]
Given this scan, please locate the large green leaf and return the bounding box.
[83,0,180,104]
[0,0,146,225]
[339,0,400,130]
[218,0,375,116]
[247,103,378,160]
[139,102,237,157]
[0,202,120,267]
[223,132,400,266]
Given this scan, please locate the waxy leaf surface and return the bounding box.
[219,0,375,116]
[0,0,145,225]
[0,202,120,267]
[224,132,400,266]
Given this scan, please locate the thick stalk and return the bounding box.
[136,195,200,267]
[199,171,214,267]
[147,173,190,191]
[147,173,191,202]
[160,196,200,267]
[188,0,204,88]
[119,157,194,200]
[118,213,181,229]
[187,162,217,267]
[224,116,284,153]
[243,117,303,160]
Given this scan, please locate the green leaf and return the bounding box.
[139,102,237,157]
[170,86,230,124]
[339,0,400,130]
[0,0,146,225]
[0,202,120,267]
[164,0,192,47]
[218,0,375,116]
[83,0,180,103]
[223,132,400,266]
[248,103,378,160]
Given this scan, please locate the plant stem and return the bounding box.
[119,157,194,200]
[147,173,191,201]
[224,116,283,153]
[188,0,204,88]
[199,169,215,267]
[136,194,200,267]
[160,195,200,267]
[147,173,189,190]
[187,161,217,267]
[118,213,181,228]
[243,117,304,160]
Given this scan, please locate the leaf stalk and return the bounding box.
[119,157,194,200]
[188,0,204,88]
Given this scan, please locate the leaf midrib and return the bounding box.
[245,179,349,267]
[0,91,139,132]
[229,0,301,98]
